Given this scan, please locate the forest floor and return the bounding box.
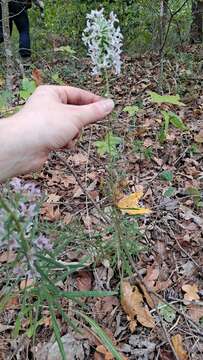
[0,45,203,359]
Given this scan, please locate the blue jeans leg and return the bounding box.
[13,10,31,58]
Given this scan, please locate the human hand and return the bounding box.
[0,85,114,181]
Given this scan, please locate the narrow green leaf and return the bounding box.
[168,112,188,131]
[48,303,66,360]
[59,290,117,299]
[79,312,124,360]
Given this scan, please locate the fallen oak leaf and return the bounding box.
[117,191,151,216]
[188,305,203,323]
[121,281,155,330]
[171,334,188,360]
[182,284,200,302]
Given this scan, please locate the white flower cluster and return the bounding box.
[82,8,123,75]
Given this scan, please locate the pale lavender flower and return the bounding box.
[10,178,41,199]
[19,203,37,219]
[82,8,123,75]
[10,177,22,192]
[34,234,53,251]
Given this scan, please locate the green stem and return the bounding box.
[104,71,123,280]
[104,69,110,97]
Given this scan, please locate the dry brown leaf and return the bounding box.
[94,352,104,360]
[129,319,137,333]
[96,345,114,360]
[76,270,92,291]
[42,316,51,327]
[5,295,19,309]
[171,334,188,360]
[68,153,87,166]
[121,281,143,319]
[0,251,16,263]
[32,68,43,86]
[182,284,200,302]
[94,296,119,322]
[139,283,155,309]
[143,263,159,289]
[47,194,61,203]
[137,307,155,328]
[63,213,73,225]
[155,279,172,292]
[143,138,153,147]
[117,191,151,215]
[194,130,203,143]
[96,345,128,360]
[73,185,83,198]
[20,278,34,290]
[188,305,203,323]
[121,281,155,330]
[40,203,60,221]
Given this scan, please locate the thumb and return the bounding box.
[75,99,114,126]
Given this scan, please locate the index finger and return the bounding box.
[37,85,102,105]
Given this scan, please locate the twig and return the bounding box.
[54,151,110,224]
[160,0,190,53]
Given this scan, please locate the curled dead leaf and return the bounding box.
[171,334,188,360]
[117,191,151,216]
[121,281,155,331]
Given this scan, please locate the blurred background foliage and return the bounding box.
[29,0,193,57]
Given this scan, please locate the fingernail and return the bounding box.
[101,99,114,114]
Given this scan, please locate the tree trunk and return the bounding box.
[159,0,169,49]
[190,0,203,43]
[1,0,14,91]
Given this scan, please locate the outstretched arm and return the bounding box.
[0,85,114,182]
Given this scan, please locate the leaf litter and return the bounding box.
[1,50,203,359]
